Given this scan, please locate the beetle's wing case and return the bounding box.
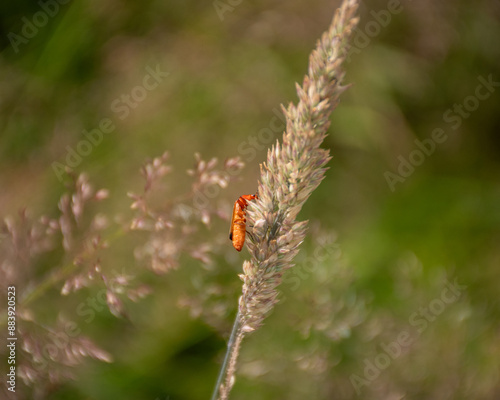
[229,199,238,241]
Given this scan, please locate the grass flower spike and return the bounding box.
[242,0,359,332]
[212,1,360,398]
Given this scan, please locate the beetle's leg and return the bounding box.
[245,229,256,243]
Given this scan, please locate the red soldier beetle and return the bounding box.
[229,193,258,251]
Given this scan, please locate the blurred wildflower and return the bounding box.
[58,173,111,295]
[18,316,112,389]
[1,209,57,292]
[1,172,131,396]
[130,152,244,274]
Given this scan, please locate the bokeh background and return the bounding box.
[1,0,500,399]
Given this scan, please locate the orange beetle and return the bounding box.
[229,194,258,251]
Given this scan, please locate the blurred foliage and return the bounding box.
[1,0,499,399]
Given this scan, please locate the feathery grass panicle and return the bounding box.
[212,1,359,398]
[241,0,359,332]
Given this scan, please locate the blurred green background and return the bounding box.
[1,0,500,399]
